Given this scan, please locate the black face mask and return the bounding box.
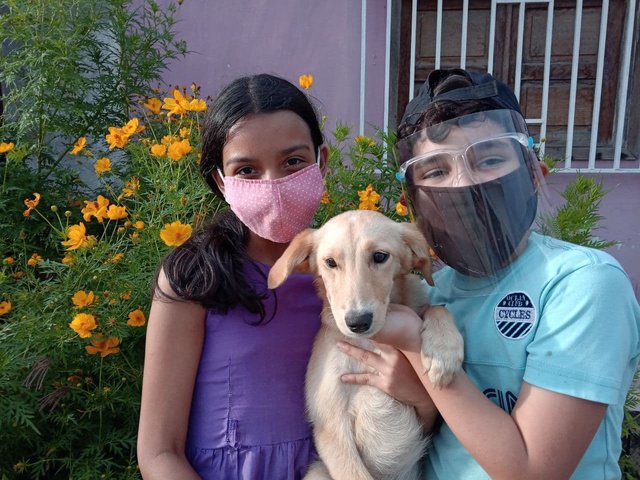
[410,165,538,277]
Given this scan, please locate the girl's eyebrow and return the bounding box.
[226,144,312,165]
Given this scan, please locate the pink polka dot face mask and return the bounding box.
[220,164,324,243]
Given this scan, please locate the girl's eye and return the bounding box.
[286,156,306,167]
[325,258,337,268]
[235,165,257,176]
[475,156,507,169]
[372,251,389,264]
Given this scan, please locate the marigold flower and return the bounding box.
[161,134,179,145]
[167,138,192,161]
[82,195,110,222]
[143,98,162,115]
[134,220,145,230]
[355,135,376,149]
[0,301,12,316]
[127,308,146,327]
[0,142,15,153]
[121,118,143,136]
[27,253,42,267]
[69,312,97,338]
[106,204,128,221]
[298,74,314,90]
[150,143,167,157]
[121,176,140,198]
[186,98,207,112]
[111,253,125,263]
[395,201,409,216]
[11,271,25,279]
[62,254,75,265]
[85,335,120,357]
[179,127,191,138]
[105,127,128,150]
[320,191,330,205]
[94,157,112,176]
[3,256,14,265]
[160,220,192,247]
[162,89,188,117]
[70,137,86,155]
[72,290,96,307]
[23,192,41,217]
[120,291,131,300]
[61,223,96,251]
[358,184,381,211]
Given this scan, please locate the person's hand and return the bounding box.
[370,303,423,352]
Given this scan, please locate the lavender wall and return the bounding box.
[154,0,388,138]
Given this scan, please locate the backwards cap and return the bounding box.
[401,68,524,128]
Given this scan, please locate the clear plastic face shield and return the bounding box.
[396,109,548,279]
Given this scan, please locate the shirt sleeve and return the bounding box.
[523,262,640,405]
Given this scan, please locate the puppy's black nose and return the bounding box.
[345,312,373,333]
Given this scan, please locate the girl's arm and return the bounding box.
[137,270,206,480]
[340,304,606,480]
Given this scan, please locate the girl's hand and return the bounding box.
[370,303,424,352]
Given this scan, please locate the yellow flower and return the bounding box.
[70,137,86,155]
[0,142,15,153]
[160,220,192,247]
[120,291,131,300]
[121,118,143,137]
[111,253,125,263]
[358,184,381,211]
[298,74,314,90]
[85,335,120,357]
[94,157,112,176]
[320,191,330,205]
[82,195,110,222]
[130,231,140,243]
[395,201,409,216]
[72,290,96,307]
[161,134,179,145]
[121,176,140,198]
[0,301,12,316]
[106,204,128,221]
[150,143,167,157]
[61,222,96,251]
[354,135,376,149]
[105,127,128,150]
[134,220,145,230]
[69,312,97,338]
[61,254,75,265]
[186,98,207,112]
[143,98,162,115]
[23,192,41,217]
[179,127,191,138]
[162,89,188,117]
[167,138,192,161]
[27,253,42,267]
[11,271,25,279]
[127,308,146,327]
[3,256,14,265]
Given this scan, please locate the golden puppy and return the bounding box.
[268,210,463,480]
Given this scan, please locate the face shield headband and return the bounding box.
[395,110,544,277]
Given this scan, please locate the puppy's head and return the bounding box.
[269,210,434,338]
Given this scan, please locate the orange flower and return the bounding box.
[72,290,96,307]
[298,74,313,90]
[0,142,15,153]
[69,312,97,338]
[143,98,162,115]
[85,335,120,357]
[150,143,167,157]
[358,184,381,211]
[23,192,41,217]
[161,134,179,145]
[179,127,191,138]
[61,254,75,265]
[160,220,192,247]
[320,191,330,205]
[120,291,131,300]
[162,89,188,117]
[133,220,145,230]
[121,118,143,136]
[395,202,408,216]
[70,137,86,155]
[94,157,112,176]
[106,204,128,221]
[167,138,192,161]
[82,195,110,222]
[127,308,146,327]
[3,257,14,265]
[27,253,42,267]
[61,223,96,251]
[0,301,12,316]
[186,98,206,112]
[121,176,140,198]
[354,135,376,149]
[105,127,128,150]
[110,253,125,263]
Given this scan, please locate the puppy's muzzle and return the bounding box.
[345,311,373,334]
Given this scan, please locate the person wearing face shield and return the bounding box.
[338,68,640,479]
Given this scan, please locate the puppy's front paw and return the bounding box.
[419,305,463,388]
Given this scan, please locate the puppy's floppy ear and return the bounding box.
[267,228,315,289]
[401,222,434,286]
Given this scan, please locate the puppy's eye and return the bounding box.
[372,251,389,264]
[325,258,337,268]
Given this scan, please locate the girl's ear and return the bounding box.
[267,229,316,289]
[319,144,330,176]
[212,169,225,196]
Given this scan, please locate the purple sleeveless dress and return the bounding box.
[185,261,322,480]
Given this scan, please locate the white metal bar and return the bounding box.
[538,0,554,156]
[495,0,551,3]
[488,1,497,74]
[383,0,392,136]
[409,0,417,100]
[554,168,640,174]
[460,0,469,69]
[588,0,609,169]
[514,1,526,100]
[565,0,583,168]
[435,0,443,69]
[360,0,367,136]
[612,0,637,169]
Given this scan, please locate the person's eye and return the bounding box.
[235,165,258,177]
[285,156,307,168]
[475,155,507,169]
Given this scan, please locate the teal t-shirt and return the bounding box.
[424,232,640,479]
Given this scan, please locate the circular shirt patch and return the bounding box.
[494,292,536,340]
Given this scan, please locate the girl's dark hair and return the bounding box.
[153,74,323,322]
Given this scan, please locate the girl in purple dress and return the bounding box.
[137,74,328,479]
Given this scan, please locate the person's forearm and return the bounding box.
[139,451,201,480]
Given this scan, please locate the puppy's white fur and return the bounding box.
[268,210,463,480]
